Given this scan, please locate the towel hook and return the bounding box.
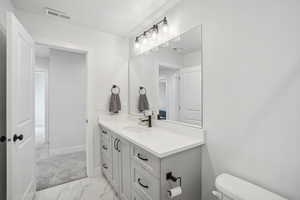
[111,85,120,94]
[139,86,147,95]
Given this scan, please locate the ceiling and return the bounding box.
[12,0,175,36]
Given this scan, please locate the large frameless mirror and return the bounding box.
[129,25,203,127]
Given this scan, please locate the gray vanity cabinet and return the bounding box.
[99,125,202,200]
[100,127,131,200]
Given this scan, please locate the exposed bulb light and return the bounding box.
[134,17,168,51]
[151,25,158,40]
[162,17,169,33]
[134,37,140,49]
[142,32,148,44]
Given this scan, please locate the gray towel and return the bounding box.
[109,93,121,113]
[138,94,149,112]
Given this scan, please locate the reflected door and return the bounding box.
[179,66,202,125]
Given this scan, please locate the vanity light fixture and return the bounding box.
[134,37,140,49]
[162,17,169,33]
[134,17,169,49]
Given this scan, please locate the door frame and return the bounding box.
[34,39,96,177]
[34,68,49,147]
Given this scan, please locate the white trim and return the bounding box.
[49,145,85,156]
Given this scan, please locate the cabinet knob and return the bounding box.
[102,164,108,169]
[13,134,23,142]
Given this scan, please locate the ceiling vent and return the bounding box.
[44,7,70,19]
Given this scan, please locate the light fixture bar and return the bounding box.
[135,17,168,42]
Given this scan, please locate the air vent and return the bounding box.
[44,7,70,19]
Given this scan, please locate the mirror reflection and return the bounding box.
[129,26,202,127]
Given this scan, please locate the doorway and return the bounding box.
[158,65,180,121]
[34,44,87,191]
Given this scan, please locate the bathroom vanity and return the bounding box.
[98,115,205,200]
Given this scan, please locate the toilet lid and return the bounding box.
[215,174,287,200]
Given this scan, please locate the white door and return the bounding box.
[179,66,202,125]
[6,12,35,200]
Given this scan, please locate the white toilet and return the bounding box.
[212,174,287,200]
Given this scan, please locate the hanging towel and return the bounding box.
[109,93,121,113]
[138,94,149,112]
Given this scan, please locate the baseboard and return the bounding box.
[49,145,85,156]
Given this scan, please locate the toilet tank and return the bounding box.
[214,174,287,200]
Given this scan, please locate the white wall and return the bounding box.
[14,10,129,176]
[48,49,86,154]
[131,0,300,199]
[183,51,201,67]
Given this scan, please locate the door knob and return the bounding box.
[0,136,6,143]
[13,134,23,142]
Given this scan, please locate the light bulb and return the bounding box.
[143,37,148,44]
[151,31,157,40]
[151,25,158,40]
[134,37,140,49]
[142,32,148,44]
[134,41,140,49]
[162,17,168,33]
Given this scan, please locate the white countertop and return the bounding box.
[98,114,205,158]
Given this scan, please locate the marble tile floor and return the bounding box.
[35,175,118,200]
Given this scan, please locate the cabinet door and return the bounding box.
[111,135,120,195]
[119,139,131,200]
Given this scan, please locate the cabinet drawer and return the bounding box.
[132,146,160,177]
[101,154,112,182]
[132,163,160,200]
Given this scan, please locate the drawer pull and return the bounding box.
[137,153,148,161]
[102,145,108,150]
[102,130,107,134]
[137,178,149,189]
[102,164,108,169]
